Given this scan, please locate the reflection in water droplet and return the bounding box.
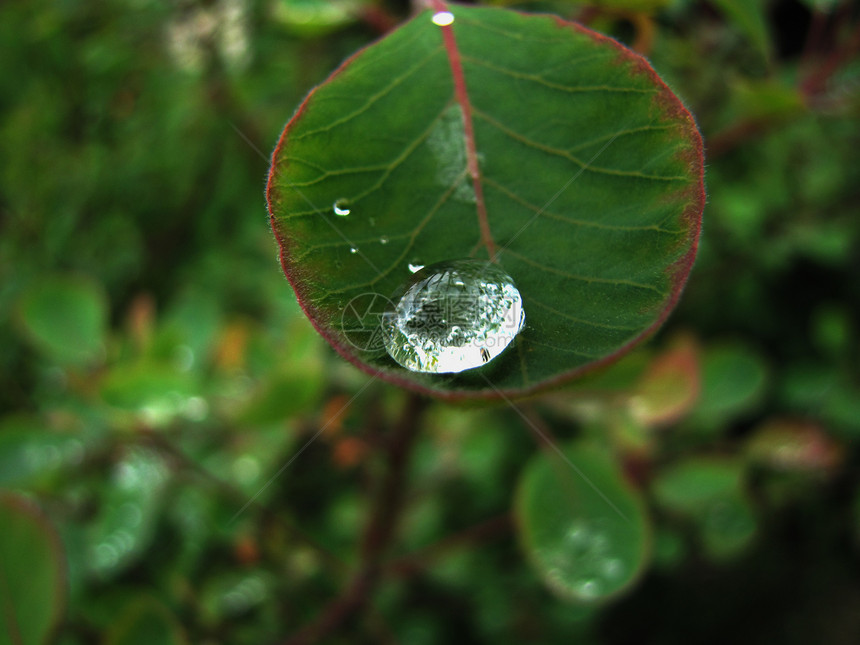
[333,199,350,216]
[350,247,358,254]
[380,236,389,245]
[408,263,425,273]
[382,259,525,374]
[432,11,455,26]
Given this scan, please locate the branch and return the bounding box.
[281,392,428,645]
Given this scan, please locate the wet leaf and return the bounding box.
[0,493,66,645]
[87,447,170,580]
[0,415,88,487]
[515,441,651,603]
[16,275,107,367]
[267,4,704,399]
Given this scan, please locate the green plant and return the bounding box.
[1,0,859,643]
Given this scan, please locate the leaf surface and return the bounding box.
[0,494,66,645]
[267,3,704,398]
[515,441,651,602]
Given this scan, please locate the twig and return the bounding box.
[282,392,428,645]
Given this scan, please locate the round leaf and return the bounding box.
[267,4,704,399]
[16,275,107,367]
[652,458,757,560]
[0,493,66,645]
[514,441,651,602]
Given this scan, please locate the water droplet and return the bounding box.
[576,579,601,599]
[381,259,525,374]
[369,217,376,226]
[349,247,358,254]
[602,558,624,580]
[379,236,389,245]
[333,199,350,216]
[408,263,425,273]
[432,10,455,26]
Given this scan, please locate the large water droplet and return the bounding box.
[333,199,350,216]
[381,259,525,374]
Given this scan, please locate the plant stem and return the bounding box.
[282,391,427,645]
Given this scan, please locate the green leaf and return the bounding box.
[628,334,699,426]
[87,447,171,580]
[272,0,361,37]
[515,441,651,602]
[652,458,757,560]
[104,597,187,645]
[0,415,88,487]
[100,362,200,427]
[689,341,768,432]
[267,4,704,399]
[0,493,66,645]
[16,275,108,367]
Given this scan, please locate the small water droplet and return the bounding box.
[432,10,455,26]
[333,199,350,216]
[408,263,425,273]
[381,259,525,374]
[369,217,376,226]
[350,247,358,254]
[379,236,389,245]
[576,579,601,599]
[602,558,624,580]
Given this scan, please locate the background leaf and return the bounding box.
[0,493,66,645]
[267,4,704,398]
[515,441,651,602]
[16,275,107,367]
[104,597,187,645]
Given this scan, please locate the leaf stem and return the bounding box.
[430,0,498,260]
[282,391,427,645]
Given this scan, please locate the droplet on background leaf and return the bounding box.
[382,259,525,374]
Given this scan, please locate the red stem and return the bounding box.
[429,0,498,260]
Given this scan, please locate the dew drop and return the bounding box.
[381,259,525,374]
[408,263,425,273]
[576,579,601,599]
[333,199,350,216]
[379,236,389,245]
[349,247,358,254]
[431,11,455,26]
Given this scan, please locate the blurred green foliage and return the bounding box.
[1,0,859,643]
